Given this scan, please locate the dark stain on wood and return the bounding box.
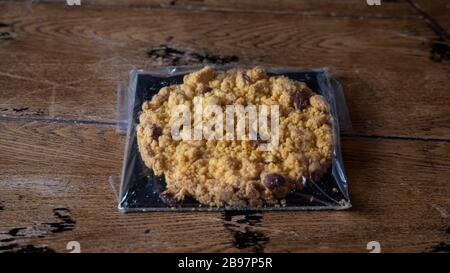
[406,0,450,63]
[12,107,29,112]
[7,227,26,237]
[147,44,239,66]
[223,211,269,253]
[1,107,45,116]
[446,227,450,234]
[144,229,150,234]
[0,244,18,251]
[4,208,75,240]
[9,245,56,253]
[407,0,450,41]
[0,22,10,28]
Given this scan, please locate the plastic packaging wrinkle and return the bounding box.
[115,65,351,212]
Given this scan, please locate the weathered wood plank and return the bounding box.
[0,2,448,139]
[0,120,448,252]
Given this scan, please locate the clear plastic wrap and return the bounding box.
[115,65,351,212]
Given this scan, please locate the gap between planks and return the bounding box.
[1,114,449,143]
[407,0,450,41]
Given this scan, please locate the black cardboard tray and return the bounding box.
[118,69,351,212]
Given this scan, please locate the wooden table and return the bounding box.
[0,0,449,253]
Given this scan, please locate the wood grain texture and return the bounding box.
[0,2,449,139]
[407,0,450,64]
[0,120,449,253]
